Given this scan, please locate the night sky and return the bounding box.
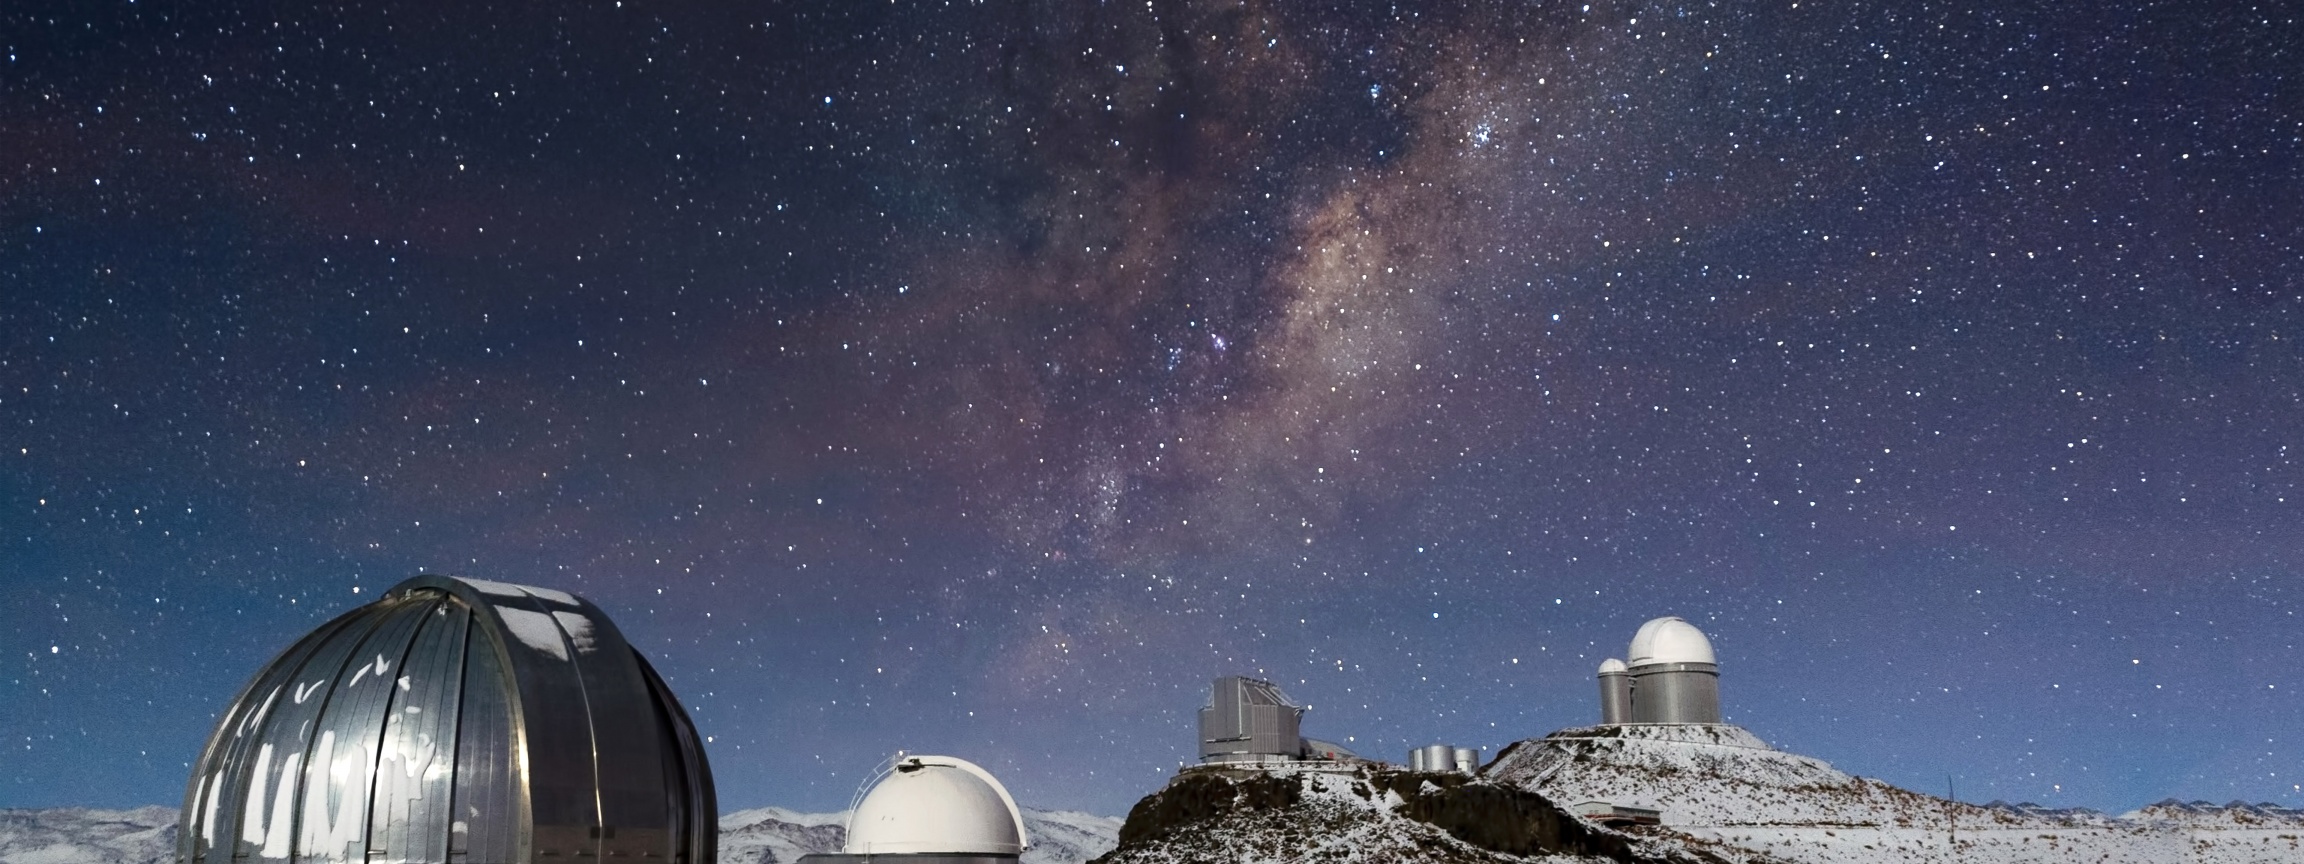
[4,0,2299,819]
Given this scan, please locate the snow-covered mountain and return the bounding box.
[1489,724,2304,864]
[0,805,1118,864]
[2125,799,2304,828]
[1016,809,1129,864]
[0,807,176,864]
[1085,727,2301,864]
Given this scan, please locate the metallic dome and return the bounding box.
[1597,658,1628,674]
[844,756,1027,856]
[1626,616,1716,667]
[177,575,715,864]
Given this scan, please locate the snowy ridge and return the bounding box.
[717,806,850,830]
[1014,810,1128,864]
[1490,725,2304,864]
[1489,725,1941,828]
[716,807,850,864]
[2124,799,2304,828]
[0,805,1115,864]
[1975,801,2119,826]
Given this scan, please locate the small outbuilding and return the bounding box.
[1572,800,1663,827]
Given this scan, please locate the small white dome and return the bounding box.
[1627,616,1716,666]
[1597,658,1628,674]
[846,755,1028,855]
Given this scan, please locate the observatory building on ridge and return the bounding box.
[1197,676,1363,764]
[177,575,715,864]
[1595,616,1722,724]
[797,755,1030,864]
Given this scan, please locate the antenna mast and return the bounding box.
[1945,774,1958,863]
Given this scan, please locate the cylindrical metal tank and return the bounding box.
[1597,658,1632,725]
[1409,748,1425,771]
[1452,747,1478,773]
[176,575,716,864]
[1627,663,1721,723]
[1419,744,1454,773]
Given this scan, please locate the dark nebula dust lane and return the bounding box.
[2,0,2299,817]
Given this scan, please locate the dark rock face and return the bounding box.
[1371,771,1623,858]
[1115,771,1304,848]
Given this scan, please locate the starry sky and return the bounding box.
[4,0,2299,819]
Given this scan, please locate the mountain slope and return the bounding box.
[1490,725,2304,864]
[1090,765,1751,864]
[0,807,176,864]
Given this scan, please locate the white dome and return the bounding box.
[845,755,1028,855]
[1626,616,1716,666]
[1597,657,1628,674]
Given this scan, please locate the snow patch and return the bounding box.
[551,611,598,655]
[522,586,581,607]
[494,607,568,661]
[456,578,530,599]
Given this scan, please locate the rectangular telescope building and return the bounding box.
[1198,676,1305,763]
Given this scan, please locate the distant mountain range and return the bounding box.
[9,743,2300,864]
[717,806,1120,864]
[0,806,177,864]
[0,806,1119,864]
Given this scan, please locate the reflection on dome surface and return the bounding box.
[177,575,714,864]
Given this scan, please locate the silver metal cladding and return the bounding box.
[1197,676,1305,763]
[1626,662,1722,724]
[1597,663,1633,725]
[176,575,716,864]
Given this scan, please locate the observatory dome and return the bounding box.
[1626,616,1716,667]
[845,756,1028,856]
[1597,658,1628,674]
[177,575,714,864]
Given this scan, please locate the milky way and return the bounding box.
[3,0,2299,817]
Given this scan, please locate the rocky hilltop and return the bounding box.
[1085,725,2300,864]
[1089,764,1760,864]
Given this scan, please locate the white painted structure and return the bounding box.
[1627,616,1717,666]
[1600,616,1723,724]
[844,756,1030,856]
